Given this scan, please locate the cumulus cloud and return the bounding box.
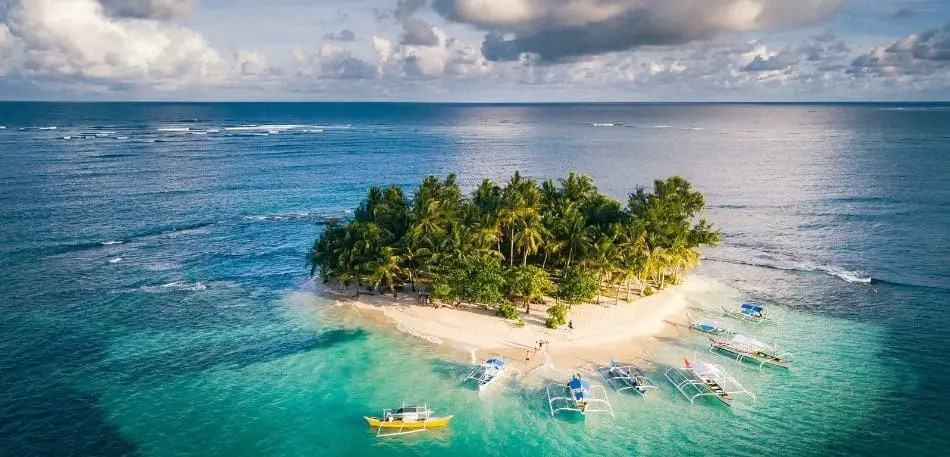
[744,46,799,71]
[99,0,193,19]
[324,29,356,42]
[851,25,950,76]
[401,18,438,46]
[433,0,845,62]
[5,0,224,85]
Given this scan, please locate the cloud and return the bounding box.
[743,46,799,71]
[893,8,915,20]
[401,18,438,45]
[851,25,950,76]
[433,0,845,62]
[98,0,193,19]
[395,0,426,20]
[324,29,356,42]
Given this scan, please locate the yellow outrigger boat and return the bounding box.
[364,403,453,437]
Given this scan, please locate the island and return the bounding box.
[307,172,720,366]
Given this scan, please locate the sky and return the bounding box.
[0,0,949,101]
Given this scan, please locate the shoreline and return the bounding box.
[318,276,721,369]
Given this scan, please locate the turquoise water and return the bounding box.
[1,103,948,456]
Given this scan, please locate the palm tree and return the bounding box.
[514,213,547,266]
[372,247,404,299]
[558,211,591,267]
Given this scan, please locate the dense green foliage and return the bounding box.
[557,267,600,304]
[546,304,568,329]
[307,172,719,317]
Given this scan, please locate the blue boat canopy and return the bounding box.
[486,358,505,368]
[698,322,716,331]
[740,303,763,313]
[568,378,590,392]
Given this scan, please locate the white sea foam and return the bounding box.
[39,126,58,130]
[157,127,191,132]
[101,240,123,245]
[142,281,207,292]
[0,126,6,129]
[108,257,122,263]
[61,136,72,140]
[592,123,616,127]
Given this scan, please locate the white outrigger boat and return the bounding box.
[687,313,736,337]
[364,402,453,437]
[722,303,771,323]
[664,358,755,406]
[546,373,614,417]
[709,334,792,369]
[596,359,659,396]
[465,356,521,391]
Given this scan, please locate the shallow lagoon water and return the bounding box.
[1,102,948,456]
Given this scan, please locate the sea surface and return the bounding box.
[1,102,948,456]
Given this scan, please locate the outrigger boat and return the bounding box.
[546,373,614,417]
[687,313,736,337]
[722,303,771,323]
[709,334,792,369]
[596,359,659,396]
[364,403,453,437]
[664,358,755,406]
[465,356,521,391]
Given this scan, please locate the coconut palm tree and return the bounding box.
[372,247,405,299]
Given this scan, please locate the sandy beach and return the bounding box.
[319,275,725,369]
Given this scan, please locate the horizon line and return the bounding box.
[1,100,949,104]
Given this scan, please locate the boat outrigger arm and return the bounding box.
[664,360,755,406]
[546,379,614,417]
[708,335,793,369]
[596,362,659,395]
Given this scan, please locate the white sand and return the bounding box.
[319,275,724,366]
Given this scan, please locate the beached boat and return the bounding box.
[722,303,771,323]
[687,313,736,336]
[596,359,659,395]
[465,357,520,391]
[709,334,792,369]
[364,403,453,437]
[546,373,614,417]
[664,358,755,406]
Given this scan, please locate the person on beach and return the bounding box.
[525,349,531,362]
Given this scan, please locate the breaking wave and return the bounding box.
[140,281,207,292]
[708,256,873,284]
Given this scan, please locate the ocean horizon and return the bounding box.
[1,101,948,456]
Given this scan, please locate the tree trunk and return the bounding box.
[355,277,361,297]
[567,247,574,267]
[523,248,529,266]
[626,280,632,301]
[542,251,549,270]
[509,228,515,266]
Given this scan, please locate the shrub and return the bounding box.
[643,286,655,296]
[515,319,526,328]
[546,303,568,329]
[497,302,520,320]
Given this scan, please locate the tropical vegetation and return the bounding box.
[307,172,719,328]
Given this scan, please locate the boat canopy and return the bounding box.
[698,321,717,331]
[740,303,763,313]
[692,362,722,378]
[485,358,505,368]
[731,334,770,351]
[569,379,591,400]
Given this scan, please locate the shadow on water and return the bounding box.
[109,328,368,380]
[0,382,139,457]
[0,320,139,456]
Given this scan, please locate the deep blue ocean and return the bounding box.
[0,102,948,456]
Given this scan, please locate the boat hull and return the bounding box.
[364,416,453,429]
